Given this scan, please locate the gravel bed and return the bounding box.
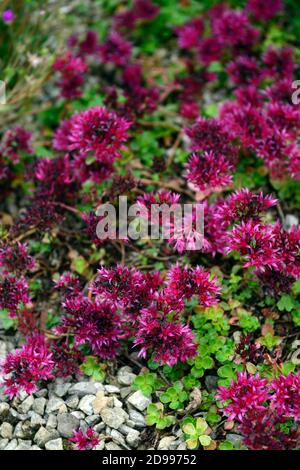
[0,337,185,451]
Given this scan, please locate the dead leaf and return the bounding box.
[224,420,235,430]
[185,388,202,413]
[203,440,217,451]
[261,323,274,336]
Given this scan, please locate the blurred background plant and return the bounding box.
[0,0,78,129]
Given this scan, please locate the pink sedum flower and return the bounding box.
[237,408,299,450]
[1,335,54,398]
[263,46,294,79]
[228,220,281,271]
[70,427,100,450]
[91,265,161,321]
[227,55,263,86]
[197,37,223,65]
[134,304,197,366]
[114,0,160,29]
[186,151,234,192]
[175,17,204,49]
[247,0,283,21]
[99,31,132,66]
[0,275,30,317]
[216,189,277,227]
[165,264,220,310]
[185,117,235,157]
[0,242,36,274]
[217,372,269,421]
[1,126,33,163]
[212,9,260,48]
[270,372,300,419]
[53,52,88,99]
[67,106,131,162]
[60,296,124,359]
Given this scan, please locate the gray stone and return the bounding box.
[34,389,48,398]
[128,410,146,428]
[285,214,299,230]
[227,433,243,448]
[127,390,151,411]
[93,441,105,450]
[65,395,79,409]
[45,438,64,450]
[111,429,127,447]
[28,411,46,428]
[205,375,218,391]
[57,413,80,438]
[8,408,21,425]
[0,422,13,439]
[34,427,59,448]
[5,438,18,450]
[119,424,134,435]
[117,366,136,386]
[105,442,122,450]
[158,436,177,450]
[92,382,105,392]
[104,385,120,394]
[16,439,32,450]
[94,423,105,433]
[126,429,140,448]
[177,442,187,450]
[85,415,101,426]
[14,421,33,440]
[57,404,68,414]
[68,382,103,397]
[14,422,24,438]
[71,411,85,420]
[32,397,47,416]
[12,397,21,409]
[0,340,7,360]
[0,402,10,420]
[54,383,71,398]
[31,445,42,450]
[100,407,128,429]
[18,395,34,414]
[125,419,136,428]
[18,390,29,402]
[46,396,65,414]
[113,397,123,408]
[46,414,57,429]
[0,438,9,450]
[120,387,133,399]
[78,395,96,415]
[15,413,28,422]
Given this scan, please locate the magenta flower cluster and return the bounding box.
[1,336,55,398]
[53,52,88,99]
[185,117,237,192]
[0,242,36,274]
[114,0,160,30]
[54,264,219,366]
[0,275,30,317]
[70,427,100,450]
[217,371,300,450]
[52,106,131,185]
[0,126,33,163]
